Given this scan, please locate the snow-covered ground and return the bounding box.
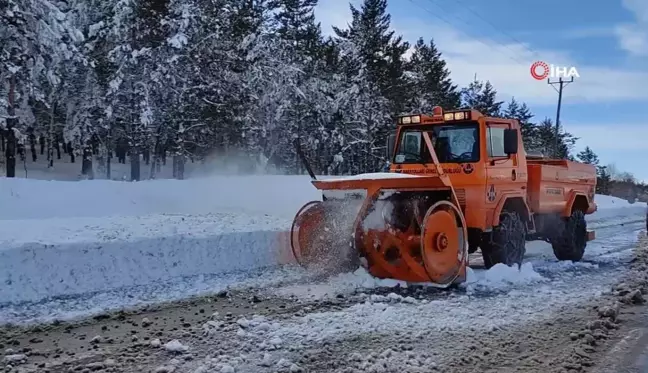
[0,175,645,326]
[0,174,320,220]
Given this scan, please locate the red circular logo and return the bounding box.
[530,61,549,80]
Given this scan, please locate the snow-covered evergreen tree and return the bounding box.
[503,97,535,148]
[407,38,461,112]
[460,79,503,116]
[1,0,591,178]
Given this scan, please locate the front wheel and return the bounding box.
[480,211,526,269]
[551,210,587,262]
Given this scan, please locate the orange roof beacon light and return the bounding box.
[290,105,599,289]
[432,106,443,119]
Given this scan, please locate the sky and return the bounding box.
[314,0,648,182]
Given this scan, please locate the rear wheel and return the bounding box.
[551,210,587,262]
[480,211,526,269]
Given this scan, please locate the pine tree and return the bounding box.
[503,97,519,118]
[576,146,599,165]
[503,97,535,146]
[532,118,578,159]
[0,0,83,176]
[333,0,410,116]
[597,166,611,194]
[272,0,321,59]
[460,79,503,116]
[270,0,325,172]
[384,36,411,115]
[230,0,272,40]
[407,38,461,113]
[516,102,534,140]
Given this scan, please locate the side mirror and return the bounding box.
[504,129,518,155]
[386,134,396,160]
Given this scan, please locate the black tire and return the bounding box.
[551,209,587,262]
[480,211,526,269]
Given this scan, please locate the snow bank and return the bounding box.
[0,176,319,307]
[589,194,646,226]
[0,214,293,305]
[0,175,644,311]
[2,174,642,222]
[0,175,321,220]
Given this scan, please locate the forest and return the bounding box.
[0,0,645,200]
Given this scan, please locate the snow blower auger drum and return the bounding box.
[290,199,361,275]
[291,175,469,287]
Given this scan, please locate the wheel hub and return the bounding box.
[435,233,448,251]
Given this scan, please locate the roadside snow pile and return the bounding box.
[0,175,318,308]
[588,194,646,226]
[0,174,641,222]
[0,214,294,305]
[0,175,643,322]
[464,263,547,293]
[0,175,320,220]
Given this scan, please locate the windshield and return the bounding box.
[393,122,479,164]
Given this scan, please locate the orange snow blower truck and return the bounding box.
[291,106,597,287]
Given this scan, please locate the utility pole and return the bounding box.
[548,77,574,158]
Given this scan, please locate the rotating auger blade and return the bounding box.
[290,199,360,276]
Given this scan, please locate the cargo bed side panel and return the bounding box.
[526,161,596,215]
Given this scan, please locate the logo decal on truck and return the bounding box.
[462,164,474,174]
[400,167,462,175]
[487,185,496,202]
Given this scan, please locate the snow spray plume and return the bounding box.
[302,194,365,278]
[186,148,279,178]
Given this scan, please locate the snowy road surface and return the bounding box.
[1,230,646,373]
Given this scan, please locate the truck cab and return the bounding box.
[385,106,597,267]
[386,106,527,232]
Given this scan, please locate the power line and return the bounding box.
[446,0,541,59]
[429,0,589,105]
[405,0,530,66]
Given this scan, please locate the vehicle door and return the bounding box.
[484,121,518,206]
